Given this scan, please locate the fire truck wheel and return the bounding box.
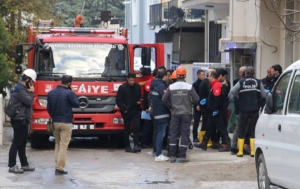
[31,133,54,149]
[110,134,125,148]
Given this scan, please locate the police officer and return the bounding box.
[230,66,266,157]
[162,66,199,163]
[194,71,231,152]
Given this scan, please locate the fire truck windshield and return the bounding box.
[37,43,128,77]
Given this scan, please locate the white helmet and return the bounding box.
[23,69,37,82]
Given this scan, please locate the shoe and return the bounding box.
[133,146,141,153]
[219,137,231,152]
[193,138,199,142]
[178,157,189,163]
[21,165,35,171]
[211,142,222,149]
[170,156,176,163]
[155,154,169,162]
[230,148,238,155]
[55,169,68,175]
[194,136,209,151]
[125,147,136,153]
[8,165,24,174]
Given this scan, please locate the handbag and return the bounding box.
[4,95,20,118]
[47,90,61,133]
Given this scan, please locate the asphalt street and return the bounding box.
[0,126,258,189]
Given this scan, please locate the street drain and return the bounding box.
[145,180,174,184]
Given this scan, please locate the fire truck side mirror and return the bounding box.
[141,47,151,66]
[16,45,23,64]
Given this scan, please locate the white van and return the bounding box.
[255,60,300,189]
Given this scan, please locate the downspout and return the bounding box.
[218,0,233,53]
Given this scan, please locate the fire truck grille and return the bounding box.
[73,96,116,113]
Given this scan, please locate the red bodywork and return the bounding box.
[27,27,165,136]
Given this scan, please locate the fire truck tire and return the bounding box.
[110,134,125,148]
[31,133,53,148]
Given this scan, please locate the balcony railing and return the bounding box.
[149,0,205,30]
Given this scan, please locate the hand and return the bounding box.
[137,101,142,105]
[146,107,152,113]
[28,83,34,92]
[200,99,206,105]
[212,111,218,116]
[196,105,200,111]
[124,110,127,113]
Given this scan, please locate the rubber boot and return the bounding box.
[207,139,212,148]
[194,136,209,151]
[236,138,244,157]
[218,137,231,152]
[250,138,255,157]
[198,131,205,143]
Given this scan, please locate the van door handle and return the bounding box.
[278,124,281,132]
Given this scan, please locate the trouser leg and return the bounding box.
[123,114,131,148]
[132,111,141,147]
[18,123,29,166]
[169,116,180,157]
[179,115,191,158]
[56,123,72,171]
[8,120,28,167]
[152,117,157,153]
[193,110,201,140]
[231,114,240,149]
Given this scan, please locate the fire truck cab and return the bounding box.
[15,19,165,148]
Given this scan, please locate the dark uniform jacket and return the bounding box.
[150,78,170,123]
[261,76,273,91]
[193,79,202,104]
[230,76,266,112]
[199,78,210,110]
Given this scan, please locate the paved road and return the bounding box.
[0,127,258,189]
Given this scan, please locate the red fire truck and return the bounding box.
[15,20,164,148]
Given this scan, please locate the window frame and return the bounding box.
[286,70,300,115]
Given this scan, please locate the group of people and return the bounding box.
[6,63,282,175]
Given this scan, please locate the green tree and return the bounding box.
[0,18,10,97]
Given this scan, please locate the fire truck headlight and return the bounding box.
[33,118,49,124]
[38,99,47,107]
[113,118,124,124]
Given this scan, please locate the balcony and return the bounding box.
[182,0,229,10]
[149,0,205,30]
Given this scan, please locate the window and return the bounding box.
[147,0,154,23]
[132,0,137,26]
[134,47,156,72]
[288,75,300,114]
[272,72,292,114]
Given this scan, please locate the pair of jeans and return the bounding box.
[8,119,29,167]
[53,122,72,171]
[155,121,168,157]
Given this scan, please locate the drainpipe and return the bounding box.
[204,10,209,62]
[218,0,233,53]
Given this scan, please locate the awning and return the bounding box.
[221,41,257,50]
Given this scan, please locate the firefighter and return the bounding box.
[194,71,231,152]
[162,66,199,163]
[229,66,266,157]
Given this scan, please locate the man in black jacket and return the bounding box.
[192,69,205,142]
[197,69,215,145]
[116,72,142,153]
[261,67,274,91]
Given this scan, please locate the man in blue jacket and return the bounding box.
[47,75,79,175]
[151,70,170,161]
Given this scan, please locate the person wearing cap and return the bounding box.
[8,69,37,174]
[47,75,79,175]
[162,66,199,163]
